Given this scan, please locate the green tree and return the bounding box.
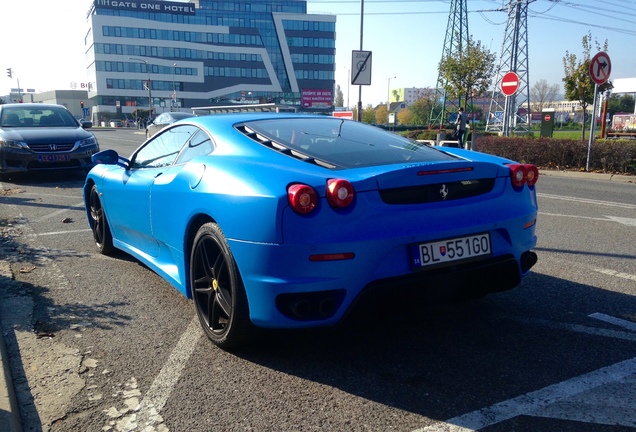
[334,85,344,108]
[438,35,496,111]
[361,104,375,124]
[607,94,635,119]
[410,96,436,126]
[562,32,612,140]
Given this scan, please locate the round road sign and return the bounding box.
[501,71,519,97]
[589,52,611,85]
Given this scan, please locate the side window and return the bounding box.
[175,130,214,164]
[132,125,198,168]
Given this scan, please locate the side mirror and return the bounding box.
[92,149,119,165]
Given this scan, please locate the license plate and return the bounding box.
[38,154,70,162]
[412,233,491,269]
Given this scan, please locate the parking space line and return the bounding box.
[590,313,636,332]
[124,317,201,430]
[33,201,85,223]
[537,193,636,210]
[414,356,636,432]
[28,229,92,237]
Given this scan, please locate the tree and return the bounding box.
[530,79,560,113]
[398,108,414,125]
[607,93,635,119]
[409,96,436,126]
[438,36,496,110]
[334,85,344,108]
[562,32,612,140]
[375,104,388,124]
[361,104,376,124]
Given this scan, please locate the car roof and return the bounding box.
[1,103,70,111]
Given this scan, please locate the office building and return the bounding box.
[84,0,336,122]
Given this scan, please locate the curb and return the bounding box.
[539,170,635,183]
[0,259,22,432]
[0,315,22,432]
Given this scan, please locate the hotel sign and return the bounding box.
[95,0,195,15]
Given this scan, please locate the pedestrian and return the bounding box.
[455,107,468,148]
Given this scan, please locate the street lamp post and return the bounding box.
[129,56,152,117]
[387,76,396,124]
[172,62,177,112]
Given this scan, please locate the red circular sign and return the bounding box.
[545,114,551,122]
[589,52,611,85]
[501,71,519,97]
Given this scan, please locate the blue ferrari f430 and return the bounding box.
[84,113,538,349]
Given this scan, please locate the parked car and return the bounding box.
[146,112,195,138]
[84,113,539,349]
[0,103,100,179]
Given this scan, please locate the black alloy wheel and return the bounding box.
[190,223,252,349]
[89,185,114,255]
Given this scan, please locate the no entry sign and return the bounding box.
[589,52,611,85]
[501,71,519,97]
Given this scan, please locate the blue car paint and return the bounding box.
[85,113,538,329]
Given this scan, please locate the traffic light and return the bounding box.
[6,68,12,78]
[80,101,84,108]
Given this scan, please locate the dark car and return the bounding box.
[146,112,195,138]
[0,103,100,179]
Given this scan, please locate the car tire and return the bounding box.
[89,185,115,255]
[190,222,252,349]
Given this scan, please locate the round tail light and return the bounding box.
[326,179,354,208]
[288,184,318,214]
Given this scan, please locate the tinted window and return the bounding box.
[242,118,457,169]
[133,125,198,168]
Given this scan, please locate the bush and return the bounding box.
[475,136,636,174]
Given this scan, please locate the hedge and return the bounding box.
[475,136,636,174]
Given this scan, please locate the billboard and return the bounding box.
[301,89,332,109]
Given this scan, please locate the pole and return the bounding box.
[586,83,599,172]
[357,0,364,122]
[172,62,177,112]
[600,91,609,139]
[387,76,395,125]
[129,57,152,118]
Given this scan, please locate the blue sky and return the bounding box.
[1,0,635,105]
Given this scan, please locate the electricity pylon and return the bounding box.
[430,0,469,129]
[485,0,534,135]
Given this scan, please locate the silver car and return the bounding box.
[146,112,195,138]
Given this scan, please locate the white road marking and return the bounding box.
[590,313,636,332]
[537,193,636,210]
[415,358,636,432]
[27,228,92,237]
[538,212,636,227]
[415,314,636,431]
[33,201,85,223]
[123,317,201,431]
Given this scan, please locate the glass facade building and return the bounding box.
[84,0,336,119]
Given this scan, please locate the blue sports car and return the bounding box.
[84,113,538,349]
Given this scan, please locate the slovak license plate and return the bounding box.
[38,154,70,162]
[412,233,491,269]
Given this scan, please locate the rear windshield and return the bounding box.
[242,118,457,169]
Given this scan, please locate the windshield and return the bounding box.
[1,107,79,128]
[243,117,457,169]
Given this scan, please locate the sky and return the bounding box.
[1,0,635,106]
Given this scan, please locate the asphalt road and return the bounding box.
[0,129,635,432]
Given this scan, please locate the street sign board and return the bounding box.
[351,51,372,86]
[589,52,611,85]
[501,71,519,97]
